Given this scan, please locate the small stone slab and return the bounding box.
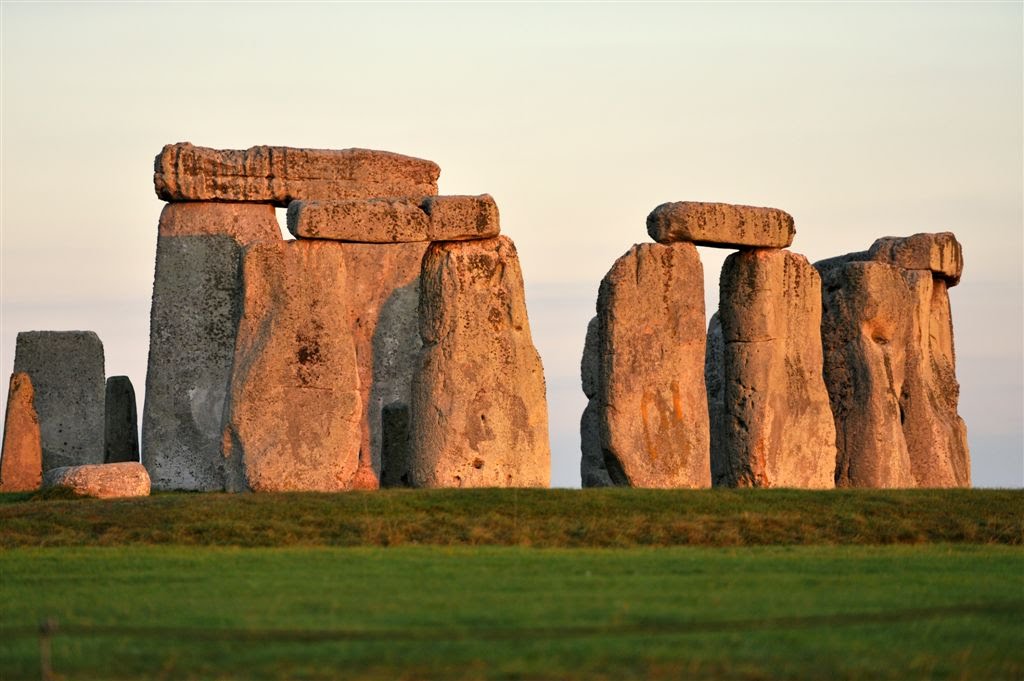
[14,331,105,471]
[287,195,499,243]
[104,376,139,464]
[42,462,150,498]
[646,201,795,249]
[1,372,42,492]
[154,142,440,207]
[868,232,963,285]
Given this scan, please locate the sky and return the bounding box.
[1,2,1021,488]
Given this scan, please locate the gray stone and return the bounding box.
[709,249,836,488]
[410,236,550,488]
[104,376,139,464]
[13,331,105,471]
[580,316,612,487]
[596,242,711,488]
[141,202,280,491]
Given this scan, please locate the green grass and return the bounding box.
[1,544,1021,680]
[1,488,1021,548]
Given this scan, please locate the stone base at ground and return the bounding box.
[42,462,151,499]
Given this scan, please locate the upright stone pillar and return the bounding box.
[104,376,139,463]
[222,240,363,492]
[411,236,550,488]
[708,249,836,488]
[0,372,42,492]
[595,242,710,488]
[14,331,105,471]
[580,316,612,487]
[141,203,280,491]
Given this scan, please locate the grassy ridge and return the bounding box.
[2,545,1021,680]
[1,488,1020,548]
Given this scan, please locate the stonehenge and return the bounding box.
[104,376,139,464]
[0,373,42,492]
[42,462,151,499]
[583,202,967,489]
[817,233,969,488]
[143,142,548,491]
[13,331,106,471]
[0,141,972,494]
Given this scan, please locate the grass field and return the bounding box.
[1,489,1022,680]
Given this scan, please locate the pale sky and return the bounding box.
[1,2,1021,487]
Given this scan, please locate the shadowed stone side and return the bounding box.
[818,261,915,487]
[14,331,105,471]
[223,240,362,492]
[337,242,429,488]
[596,243,710,488]
[0,373,42,492]
[155,142,439,206]
[580,316,613,487]
[646,202,795,249]
[104,376,139,464]
[142,203,281,491]
[42,462,150,499]
[709,249,836,488]
[411,236,550,488]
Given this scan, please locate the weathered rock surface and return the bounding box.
[647,201,795,249]
[869,232,963,285]
[596,242,710,488]
[817,232,970,488]
[0,373,42,492]
[142,202,281,491]
[155,142,439,206]
[335,242,429,488]
[104,376,139,464]
[708,249,836,488]
[580,316,612,487]
[288,195,499,243]
[223,240,363,492]
[14,331,105,471]
[818,261,916,487]
[411,236,550,488]
[42,462,150,499]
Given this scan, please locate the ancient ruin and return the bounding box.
[13,331,105,472]
[142,142,549,491]
[0,373,42,492]
[104,376,139,464]
[42,462,151,499]
[816,233,969,488]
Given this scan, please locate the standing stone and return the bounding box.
[817,233,969,487]
[596,243,710,488]
[336,242,429,488]
[42,462,150,499]
[580,316,613,487]
[818,261,915,487]
[708,249,836,488]
[899,271,970,486]
[410,236,550,488]
[223,240,363,492]
[142,202,280,491]
[0,373,42,492]
[155,142,440,206]
[13,331,105,471]
[646,201,795,249]
[104,376,139,463]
